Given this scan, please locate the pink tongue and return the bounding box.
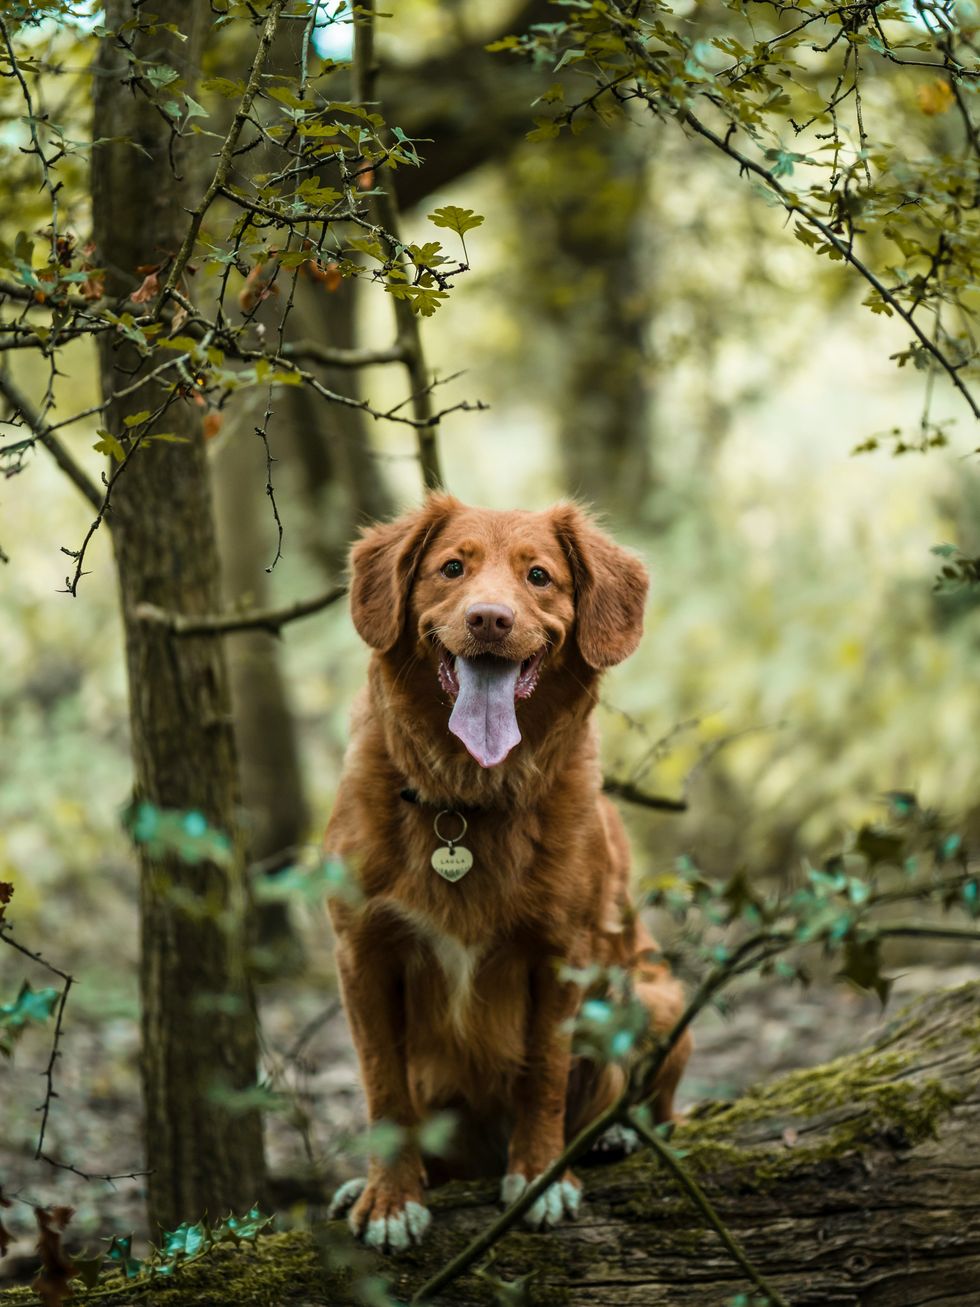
[448,655,522,768]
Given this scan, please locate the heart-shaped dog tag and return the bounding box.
[431,845,473,882]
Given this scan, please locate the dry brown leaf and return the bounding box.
[32,1207,77,1307]
[917,78,954,115]
[130,271,160,304]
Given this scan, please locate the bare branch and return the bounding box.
[602,777,688,812]
[282,338,407,368]
[0,372,105,514]
[134,584,347,636]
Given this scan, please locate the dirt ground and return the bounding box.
[2,934,974,1284]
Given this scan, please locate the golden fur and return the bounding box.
[324,495,690,1246]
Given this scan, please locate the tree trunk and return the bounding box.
[505,127,656,523]
[6,982,975,1305]
[211,396,311,976]
[91,4,265,1232]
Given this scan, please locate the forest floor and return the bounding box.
[2,939,974,1284]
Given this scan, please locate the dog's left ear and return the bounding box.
[349,493,459,651]
[551,503,649,669]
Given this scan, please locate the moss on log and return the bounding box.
[3,982,978,1306]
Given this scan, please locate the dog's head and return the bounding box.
[349,494,648,768]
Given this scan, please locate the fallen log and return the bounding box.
[2,981,978,1306]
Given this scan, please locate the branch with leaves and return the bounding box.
[496,0,980,430]
[0,2,488,589]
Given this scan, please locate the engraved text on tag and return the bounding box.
[431,845,473,882]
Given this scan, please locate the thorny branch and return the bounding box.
[0,921,149,1185]
[0,371,104,512]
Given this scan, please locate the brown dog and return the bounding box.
[325,495,690,1251]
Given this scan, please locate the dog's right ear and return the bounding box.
[349,493,459,651]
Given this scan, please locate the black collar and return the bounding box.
[399,787,483,815]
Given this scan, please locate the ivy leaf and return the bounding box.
[71,1253,105,1290]
[105,1234,143,1280]
[839,937,892,1005]
[0,981,60,1054]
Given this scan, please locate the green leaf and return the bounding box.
[106,1234,143,1280]
[93,430,125,463]
[839,937,892,1005]
[123,410,152,428]
[145,65,180,90]
[0,981,60,1053]
[427,205,485,238]
[183,94,209,120]
[526,117,561,143]
[72,1254,106,1290]
[201,76,246,98]
[121,801,234,869]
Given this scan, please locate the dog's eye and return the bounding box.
[527,566,551,587]
[441,559,464,579]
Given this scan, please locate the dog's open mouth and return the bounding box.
[437,648,544,769]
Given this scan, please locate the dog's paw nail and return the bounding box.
[361,1204,431,1253]
[560,1178,582,1218]
[328,1176,367,1219]
[595,1123,641,1156]
[501,1172,581,1228]
[404,1200,432,1244]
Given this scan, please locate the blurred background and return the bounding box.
[2,0,978,1258]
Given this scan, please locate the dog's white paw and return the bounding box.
[363,1200,431,1253]
[328,1176,368,1219]
[499,1171,582,1229]
[593,1123,641,1156]
[329,1177,431,1252]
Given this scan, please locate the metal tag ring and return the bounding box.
[433,809,468,844]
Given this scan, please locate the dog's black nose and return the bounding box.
[465,603,514,643]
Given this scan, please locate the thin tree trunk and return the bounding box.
[91,3,265,1232]
[212,390,310,974]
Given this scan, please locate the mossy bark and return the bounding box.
[5,982,979,1306]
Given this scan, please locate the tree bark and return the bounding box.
[5,982,975,1305]
[91,3,265,1231]
[504,127,657,521]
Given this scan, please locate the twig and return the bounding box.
[628,1107,791,1307]
[602,778,688,812]
[134,584,347,636]
[410,1100,621,1305]
[158,0,286,307]
[0,372,105,514]
[283,338,407,368]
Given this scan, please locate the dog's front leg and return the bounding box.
[328,939,429,1253]
[501,957,583,1229]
